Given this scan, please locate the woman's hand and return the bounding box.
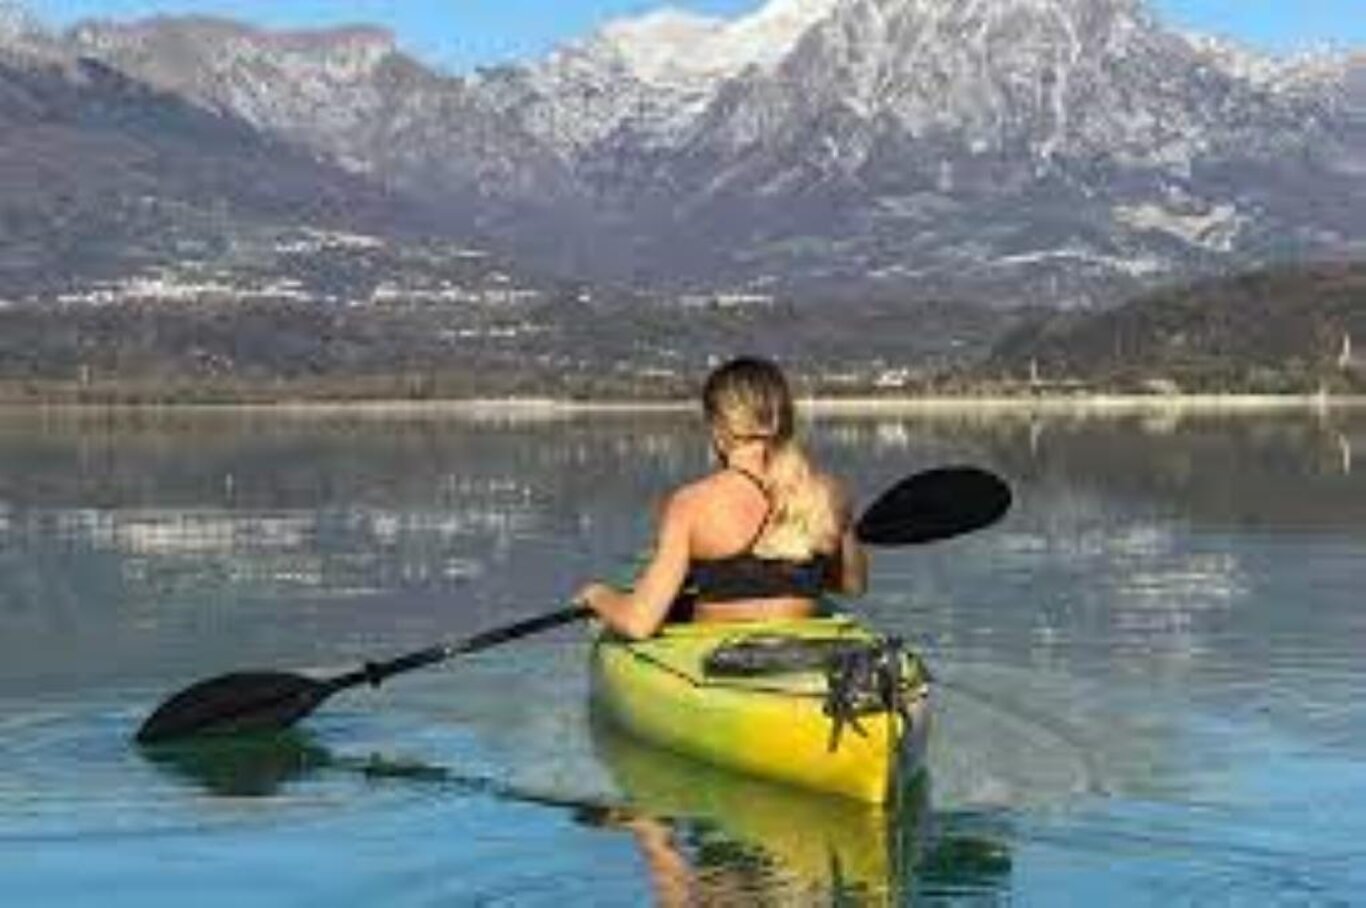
[574,490,693,640]
[574,581,615,612]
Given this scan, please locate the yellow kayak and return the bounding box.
[589,615,932,804]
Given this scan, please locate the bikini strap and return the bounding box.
[727,466,774,553]
[729,465,769,498]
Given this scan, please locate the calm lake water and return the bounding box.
[2,405,1365,905]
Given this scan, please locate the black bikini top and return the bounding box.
[684,467,833,605]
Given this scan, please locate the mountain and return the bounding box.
[0,0,1357,314]
[982,261,1366,392]
[478,0,839,156]
[0,6,1016,396]
[64,13,587,268]
[0,29,455,297]
[547,0,1363,301]
[0,1,42,46]
[60,0,1363,307]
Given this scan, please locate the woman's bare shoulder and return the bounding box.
[663,471,753,533]
[674,471,735,502]
[659,475,714,521]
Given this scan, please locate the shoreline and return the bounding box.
[800,392,1366,415]
[1,393,1364,420]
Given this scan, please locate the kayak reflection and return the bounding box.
[589,714,930,904]
[591,715,1017,903]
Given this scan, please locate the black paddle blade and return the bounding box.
[856,466,1011,546]
[135,671,331,745]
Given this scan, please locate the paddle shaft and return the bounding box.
[322,604,592,696]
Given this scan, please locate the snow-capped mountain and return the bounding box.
[0,0,59,60]
[601,0,838,87]
[482,0,1359,303]
[66,15,579,218]
[10,0,1366,306]
[0,0,36,39]
[478,0,838,155]
[601,0,1362,300]
[0,16,452,299]
[68,17,397,151]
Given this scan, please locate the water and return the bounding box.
[2,405,1364,904]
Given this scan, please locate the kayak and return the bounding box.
[589,615,932,804]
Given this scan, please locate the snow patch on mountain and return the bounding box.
[66,17,402,163]
[593,8,720,87]
[502,0,838,155]
[597,0,838,88]
[0,0,57,58]
[68,17,398,113]
[1183,30,1349,97]
[1113,201,1245,252]
[0,0,38,35]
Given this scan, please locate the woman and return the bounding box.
[576,357,867,640]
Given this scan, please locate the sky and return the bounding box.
[18,0,1366,72]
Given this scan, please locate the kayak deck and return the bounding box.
[590,616,931,804]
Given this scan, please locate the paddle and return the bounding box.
[853,465,1010,546]
[135,465,1010,745]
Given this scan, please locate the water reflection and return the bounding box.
[2,406,1363,714]
[824,407,1366,535]
[2,406,1365,904]
[0,412,709,693]
[592,715,913,902]
[591,716,1013,904]
[135,707,1015,903]
[139,731,336,798]
[140,728,576,807]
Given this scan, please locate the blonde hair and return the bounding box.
[702,357,840,560]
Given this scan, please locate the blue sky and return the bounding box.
[20,1,1366,71]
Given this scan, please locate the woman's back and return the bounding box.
[684,469,771,561]
[681,465,843,623]
[577,357,866,639]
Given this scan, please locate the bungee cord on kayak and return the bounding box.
[821,637,926,755]
[700,631,929,756]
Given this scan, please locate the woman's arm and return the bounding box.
[831,524,868,596]
[575,491,693,640]
[826,477,868,596]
